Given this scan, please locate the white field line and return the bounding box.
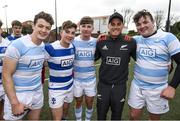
[44,63,101,81]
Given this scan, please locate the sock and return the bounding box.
[85,108,93,121]
[75,106,82,121]
[61,117,67,121]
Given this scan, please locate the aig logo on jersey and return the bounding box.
[139,47,156,57]
[77,50,92,58]
[61,58,73,67]
[29,58,44,68]
[106,56,121,65]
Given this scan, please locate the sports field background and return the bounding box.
[39,59,180,120]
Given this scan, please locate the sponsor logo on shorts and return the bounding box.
[97,94,102,100]
[120,98,125,102]
[163,104,168,110]
[51,97,56,104]
[106,56,121,65]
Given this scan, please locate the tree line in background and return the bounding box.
[1,8,180,41]
[120,8,180,40]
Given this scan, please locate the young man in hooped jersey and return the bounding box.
[6,20,23,41]
[128,9,180,120]
[72,16,97,121]
[2,11,54,120]
[45,20,77,120]
[0,20,10,120]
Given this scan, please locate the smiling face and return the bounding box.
[80,23,94,40]
[108,18,124,39]
[135,15,156,37]
[32,18,52,41]
[61,27,76,44]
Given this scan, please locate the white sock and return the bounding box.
[85,108,93,121]
[75,106,82,121]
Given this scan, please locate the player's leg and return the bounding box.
[74,80,84,121]
[62,89,74,120]
[149,113,161,120]
[128,81,145,120]
[27,109,41,120]
[51,107,63,120]
[129,107,143,120]
[85,96,94,121]
[49,90,65,120]
[62,102,70,120]
[27,88,44,120]
[97,82,111,120]
[111,84,126,120]
[84,80,96,121]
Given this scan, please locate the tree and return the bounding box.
[154,10,165,29]
[170,14,180,26]
[128,30,138,36]
[170,21,180,40]
[121,8,134,29]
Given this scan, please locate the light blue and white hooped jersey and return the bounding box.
[45,40,75,91]
[0,38,10,86]
[133,29,180,89]
[73,35,97,82]
[5,35,45,92]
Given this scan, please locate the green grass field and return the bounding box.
[39,59,180,120]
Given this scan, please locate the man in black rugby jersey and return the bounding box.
[95,12,136,120]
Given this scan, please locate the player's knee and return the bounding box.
[129,110,141,120]
[75,99,83,108]
[86,99,93,108]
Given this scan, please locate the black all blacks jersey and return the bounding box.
[95,34,136,85]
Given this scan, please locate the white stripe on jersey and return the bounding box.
[48,78,73,89]
[15,82,41,91]
[74,71,96,79]
[49,68,73,77]
[134,71,168,84]
[136,59,169,70]
[47,55,74,64]
[168,38,180,55]
[74,60,95,67]
[14,70,41,77]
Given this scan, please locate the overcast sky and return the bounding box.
[0,0,180,30]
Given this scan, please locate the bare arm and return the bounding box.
[2,57,25,115]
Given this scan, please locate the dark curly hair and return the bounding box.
[34,11,54,26]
